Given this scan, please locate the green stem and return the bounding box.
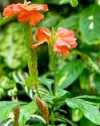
[50,110,55,126]
[48,29,57,72]
[24,24,39,96]
[13,121,19,126]
[48,29,58,95]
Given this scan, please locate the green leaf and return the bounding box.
[73,51,100,74]
[55,60,84,88]
[0,17,14,27]
[57,15,79,30]
[76,95,100,104]
[39,74,54,91]
[80,118,96,126]
[80,5,100,45]
[0,22,28,69]
[39,12,62,28]
[0,76,16,90]
[44,0,70,5]
[32,0,78,5]
[80,70,90,91]
[25,115,46,126]
[72,109,83,122]
[32,0,44,3]
[0,101,37,125]
[0,101,23,122]
[70,0,78,7]
[19,101,38,126]
[86,56,100,74]
[45,0,78,6]
[93,74,100,95]
[53,89,71,109]
[66,98,100,125]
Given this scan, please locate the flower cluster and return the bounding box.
[33,27,77,55]
[3,3,48,26]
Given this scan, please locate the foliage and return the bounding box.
[0,0,100,126]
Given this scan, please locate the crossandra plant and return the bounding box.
[0,0,100,126]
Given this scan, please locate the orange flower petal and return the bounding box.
[35,27,50,42]
[62,37,77,48]
[57,28,74,38]
[3,6,14,17]
[29,11,44,26]
[54,40,70,55]
[32,41,46,49]
[17,10,30,23]
[3,3,21,17]
[20,4,48,12]
[56,28,77,49]
[3,4,15,17]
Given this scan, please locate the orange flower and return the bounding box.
[32,27,50,48]
[54,28,77,55]
[3,3,48,26]
[56,28,77,49]
[35,28,50,42]
[33,27,77,55]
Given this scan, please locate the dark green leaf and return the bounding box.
[55,60,84,88]
[93,74,100,95]
[80,118,96,126]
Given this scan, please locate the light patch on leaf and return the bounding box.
[80,5,100,44]
[88,15,94,20]
[31,115,46,124]
[89,22,94,30]
[96,0,100,5]
[58,72,68,86]
[88,15,94,30]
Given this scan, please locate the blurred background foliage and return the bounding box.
[0,0,100,126]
